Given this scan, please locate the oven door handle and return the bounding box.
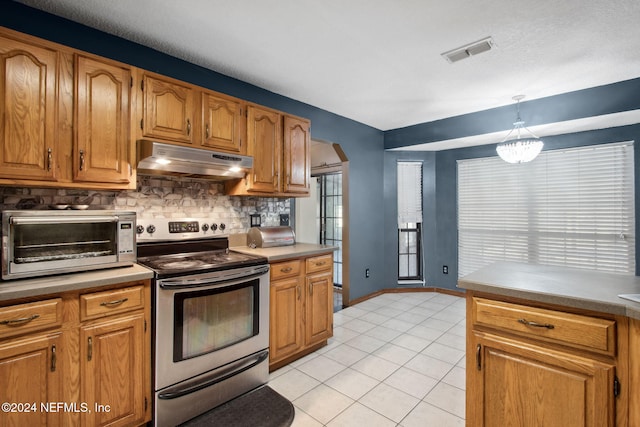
[159,265,269,289]
[157,350,269,400]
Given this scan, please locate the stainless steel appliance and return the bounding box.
[246,226,296,248]
[136,217,269,427]
[1,210,136,280]
[137,140,253,180]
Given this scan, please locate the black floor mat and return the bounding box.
[179,386,294,427]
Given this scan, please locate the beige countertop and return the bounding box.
[0,263,154,302]
[457,261,640,319]
[231,243,337,262]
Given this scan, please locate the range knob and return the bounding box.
[146,225,156,234]
[210,223,218,231]
[201,223,209,232]
[219,223,226,231]
[136,225,144,234]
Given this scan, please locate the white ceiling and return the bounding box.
[14,0,640,134]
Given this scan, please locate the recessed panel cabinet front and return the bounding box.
[283,116,310,195]
[247,105,282,193]
[80,312,146,427]
[142,74,194,144]
[0,332,63,426]
[0,34,58,181]
[74,55,131,184]
[470,333,615,427]
[202,92,245,153]
[305,271,333,346]
[270,276,304,362]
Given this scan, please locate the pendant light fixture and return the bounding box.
[496,95,543,163]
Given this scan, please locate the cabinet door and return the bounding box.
[270,277,304,363]
[469,333,615,427]
[246,105,281,193]
[74,55,131,184]
[283,116,310,195]
[202,92,245,153]
[305,271,333,347]
[80,313,145,427]
[0,35,58,181]
[0,332,62,426]
[142,75,194,143]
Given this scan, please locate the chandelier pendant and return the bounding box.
[496,95,544,163]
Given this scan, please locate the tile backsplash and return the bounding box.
[0,175,290,234]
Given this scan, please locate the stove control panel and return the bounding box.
[168,221,199,233]
[136,218,228,241]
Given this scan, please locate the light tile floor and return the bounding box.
[268,292,466,426]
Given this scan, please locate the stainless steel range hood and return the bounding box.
[136,140,253,180]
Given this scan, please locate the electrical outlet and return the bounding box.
[279,214,289,226]
[443,265,449,274]
[365,268,370,278]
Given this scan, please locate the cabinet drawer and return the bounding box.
[271,260,301,280]
[0,298,62,339]
[472,297,616,356]
[80,285,144,321]
[305,254,333,274]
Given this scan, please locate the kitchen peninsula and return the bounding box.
[458,261,640,426]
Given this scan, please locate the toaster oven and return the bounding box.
[1,210,136,280]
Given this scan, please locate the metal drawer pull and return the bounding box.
[315,261,326,266]
[280,267,293,273]
[476,344,482,370]
[518,318,555,329]
[0,314,40,326]
[87,337,93,361]
[100,297,129,307]
[51,345,57,372]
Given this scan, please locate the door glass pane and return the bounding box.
[175,281,257,361]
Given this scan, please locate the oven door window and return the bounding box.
[173,279,259,362]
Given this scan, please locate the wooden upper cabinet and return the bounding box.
[141,74,194,144]
[283,115,310,195]
[74,55,132,184]
[0,34,58,181]
[201,92,245,153]
[246,105,282,193]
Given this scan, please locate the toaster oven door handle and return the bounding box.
[11,216,119,225]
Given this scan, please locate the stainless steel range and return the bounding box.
[136,217,269,427]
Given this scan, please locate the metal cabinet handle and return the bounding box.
[297,285,301,300]
[186,119,191,136]
[315,261,326,266]
[476,344,482,370]
[51,345,56,372]
[309,283,313,296]
[47,148,52,171]
[0,314,40,326]
[205,124,210,139]
[87,337,93,361]
[100,297,129,307]
[79,150,85,171]
[518,318,555,329]
[281,267,293,273]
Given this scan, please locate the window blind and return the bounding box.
[457,141,635,277]
[397,161,423,226]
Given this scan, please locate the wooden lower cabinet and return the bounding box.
[80,312,146,427]
[0,332,63,426]
[269,252,334,370]
[467,293,625,427]
[471,332,615,427]
[0,280,151,427]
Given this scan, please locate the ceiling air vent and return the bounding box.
[441,36,495,63]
